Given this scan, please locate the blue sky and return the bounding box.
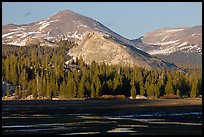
[2,2,202,39]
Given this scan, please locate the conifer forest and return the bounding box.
[2,41,202,100]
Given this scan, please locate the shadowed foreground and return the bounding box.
[2,99,202,135]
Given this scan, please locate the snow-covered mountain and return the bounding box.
[2,10,134,47]
[131,25,202,65]
[2,10,183,71]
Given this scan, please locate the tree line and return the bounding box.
[2,41,202,99]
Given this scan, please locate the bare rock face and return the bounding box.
[69,32,137,67]
[69,32,182,71]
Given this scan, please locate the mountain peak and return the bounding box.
[48,10,82,20]
[56,10,79,15]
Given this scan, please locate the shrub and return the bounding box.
[101,95,126,100]
[163,94,179,99]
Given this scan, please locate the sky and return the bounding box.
[2,2,202,39]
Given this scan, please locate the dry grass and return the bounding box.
[163,94,179,99]
[100,95,126,100]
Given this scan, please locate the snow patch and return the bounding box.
[148,43,181,55]
[38,20,58,31]
[192,33,201,36]
[65,31,85,40]
[7,36,13,39]
[162,35,169,41]
[147,39,180,46]
[2,31,20,38]
[9,27,26,31]
[27,32,36,35]
[165,29,184,32]
[177,42,188,48]
[20,32,32,39]
[49,20,58,23]
[39,23,50,31]
[80,24,87,28]
[154,32,164,36]
[179,45,196,50]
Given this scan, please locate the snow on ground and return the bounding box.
[165,29,185,32]
[38,20,58,32]
[9,27,26,31]
[179,45,198,51]
[2,31,21,38]
[146,39,180,46]
[149,47,178,55]
[80,24,87,28]
[65,31,85,40]
[149,43,201,55]
[177,42,188,48]
[162,35,169,41]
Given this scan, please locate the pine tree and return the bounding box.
[32,79,37,99]
[139,81,145,96]
[77,75,85,98]
[91,83,96,98]
[67,76,73,98]
[130,77,135,86]
[54,79,59,97]
[165,80,174,95]
[160,68,167,85]
[2,60,5,81]
[10,60,18,85]
[95,80,102,97]
[60,80,66,98]
[37,73,43,98]
[190,80,198,98]
[73,79,78,98]
[130,85,136,99]
[113,76,119,94]
[146,83,154,98]
[4,57,10,82]
[78,56,85,67]
[42,76,47,98]
[154,83,160,98]
[144,81,150,97]
[27,81,33,95]
[14,86,19,99]
[107,79,113,95]
[157,79,163,96]
[49,77,55,99]
[93,74,102,97]
[84,79,91,97]
[176,89,180,97]
[46,79,51,99]
[198,78,202,96]
[6,84,10,97]
[20,69,28,98]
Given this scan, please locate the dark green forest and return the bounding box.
[2,41,202,100]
